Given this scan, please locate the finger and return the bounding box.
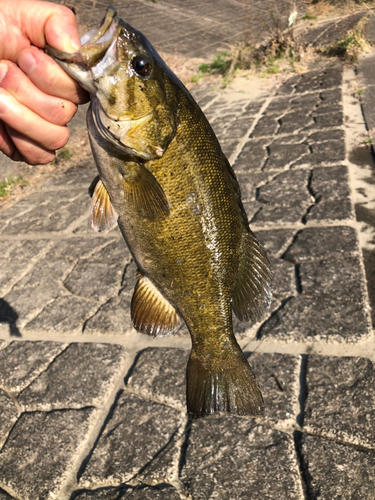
[18,48,89,105]
[0,120,22,161]
[21,1,81,53]
[6,125,55,165]
[0,61,77,126]
[0,87,70,152]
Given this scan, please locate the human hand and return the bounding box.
[0,0,89,165]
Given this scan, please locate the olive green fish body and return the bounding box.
[48,7,272,419]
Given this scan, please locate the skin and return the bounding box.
[0,0,88,164]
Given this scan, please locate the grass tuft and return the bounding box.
[50,146,74,165]
[0,175,29,198]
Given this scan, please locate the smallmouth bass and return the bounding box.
[48,6,272,419]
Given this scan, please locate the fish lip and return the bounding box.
[46,6,119,67]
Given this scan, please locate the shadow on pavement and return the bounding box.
[0,298,22,337]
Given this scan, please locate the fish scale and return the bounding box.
[47,5,272,419]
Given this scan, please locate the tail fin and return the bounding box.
[186,347,264,420]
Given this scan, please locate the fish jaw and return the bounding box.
[46,6,120,94]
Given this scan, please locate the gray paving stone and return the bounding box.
[264,143,309,170]
[0,389,18,449]
[310,165,351,200]
[247,352,300,425]
[1,284,61,329]
[0,408,96,500]
[304,355,375,449]
[251,115,279,138]
[309,111,343,130]
[25,295,99,333]
[40,163,97,190]
[252,170,312,225]
[265,96,291,115]
[290,92,321,109]
[127,348,189,411]
[64,259,126,303]
[284,226,359,263]
[259,296,372,342]
[233,139,269,172]
[257,170,311,206]
[80,391,183,488]
[182,417,302,500]
[306,198,354,222]
[307,129,344,144]
[301,434,375,499]
[47,237,110,261]
[0,341,67,393]
[271,134,307,146]
[18,343,128,411]
[276,74,301,95]
[0,240,51,296]
[236,172,270,202]
[83,292,133,335]
[2,190,89,235]
[320,88,342,104]
[278,111,314,135]
[13,256,74,290]
[295,140,345,166]
[270,257,296,299]
[294,67,342,94]
[74,484,182,499]
[254,229,296,257]
[0,489,14,500]
[299,256,367,304]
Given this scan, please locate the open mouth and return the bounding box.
[46,6,119,70]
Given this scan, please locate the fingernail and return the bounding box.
[0,62,8,83]
[19,52,36,75]
[70,38,81,51]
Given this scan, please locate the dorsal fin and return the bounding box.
[131,274,181,337]
[231,231,272,322]
[89,176,118,232]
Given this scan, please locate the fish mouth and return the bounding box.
[46,6,120,93]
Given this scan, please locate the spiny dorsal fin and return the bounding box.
[131,274,181,337]
[89,176,118,233]
[231,231,272,322]
[119,160,170,221]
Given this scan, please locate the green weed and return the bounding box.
[0,175,29,198]
[302,12,317,20]
[50,146,74,165]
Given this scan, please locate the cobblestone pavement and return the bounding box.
[2,2,375,499]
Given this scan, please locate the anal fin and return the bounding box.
[231,231,272,322]
[131,275,181,337]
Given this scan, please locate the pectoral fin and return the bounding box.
[89,176,118,232]
[231,231,272,322]
[131,274,181,337]
[117,159,170,221]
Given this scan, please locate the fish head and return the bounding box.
[47,6,178,160]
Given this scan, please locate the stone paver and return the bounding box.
[1,3,375,499]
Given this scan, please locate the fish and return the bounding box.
[47,6,272,419]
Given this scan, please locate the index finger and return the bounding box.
[18,47,89,105]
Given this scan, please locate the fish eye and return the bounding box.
[132,56,152,77]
